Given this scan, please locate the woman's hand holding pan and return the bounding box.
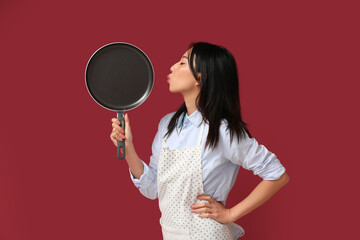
[110,113,133,153]
[109,114,144,179]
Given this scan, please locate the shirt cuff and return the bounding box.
[261,164,286,180]
[253,152,287,180]
[129,160,155,189]
[230,222,245,239]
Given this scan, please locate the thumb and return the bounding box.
[125,113,130,127]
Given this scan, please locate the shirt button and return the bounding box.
[181,132,184,136]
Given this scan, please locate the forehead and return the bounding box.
[182,48,192,58]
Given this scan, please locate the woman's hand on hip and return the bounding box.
[191,195,234,224]
[110,113,133,150]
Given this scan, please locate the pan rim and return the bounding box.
[84,41,155,112]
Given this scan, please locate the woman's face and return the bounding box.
[167,48,200,94]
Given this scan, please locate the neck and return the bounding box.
[182,89,200,116]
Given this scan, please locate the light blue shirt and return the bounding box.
[129,109,286,206]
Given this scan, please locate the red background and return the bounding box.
[1,0,359,239]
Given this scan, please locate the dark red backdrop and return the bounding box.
[1,0,359,239]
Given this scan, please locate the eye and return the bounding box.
[180,62,185,65]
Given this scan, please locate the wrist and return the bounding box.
[125,141,138,160]
[125,140,134,150]
[228,207,237,223]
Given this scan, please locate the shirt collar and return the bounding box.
[177,109,203,128]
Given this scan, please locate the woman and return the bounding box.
[110,42,290,240]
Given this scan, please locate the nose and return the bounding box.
[170,62,177,72]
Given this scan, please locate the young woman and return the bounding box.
[110,42,290,240]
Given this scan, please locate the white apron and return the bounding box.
[157,121,245,240]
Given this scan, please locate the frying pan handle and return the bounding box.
[116,111,125,160]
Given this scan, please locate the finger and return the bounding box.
[111,118,120,124]
[111,131,125,141]
[118,133,126,141]
[112,123,124,133]
[197,195,215,203]
[110,133,115,141]
[110,134,118,146]
[112,118,123,125]
[125,113,130,124]
[111,119,123,130]
[110,132,119,141]
[198,212,211,218]
[110,131,117,138]
[119,133,126,139]
[191,202,209,209]
[124,114,130,132]
[112,128,125,135]
[192,207,212,213]
[113,128,122,134]
[112,122,123,130]
[112,129,120,137]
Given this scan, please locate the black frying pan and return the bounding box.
[85,42,154,160]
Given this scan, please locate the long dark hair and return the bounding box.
[164,42,252,150]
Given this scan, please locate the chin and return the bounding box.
[169,87,179,93]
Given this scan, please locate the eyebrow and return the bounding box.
[182,56,189,60]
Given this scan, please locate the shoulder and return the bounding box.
[218,119,251,147]
[157,111,176,132]
[217,119,253,162]
[159,111,176,126]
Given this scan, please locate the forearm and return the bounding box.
[125,142,144,179]
[230,172,289,222]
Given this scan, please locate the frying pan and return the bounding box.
[85,42,154,160]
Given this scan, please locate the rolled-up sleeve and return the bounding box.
[228,131,286,180]
[128,114,169,199]
[129,158,158,199]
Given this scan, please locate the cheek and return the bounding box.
[178,70,196,84]
[170,68,197,90]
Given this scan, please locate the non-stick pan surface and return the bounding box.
[85,42,154,159]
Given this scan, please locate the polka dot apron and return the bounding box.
[157,121,243,239]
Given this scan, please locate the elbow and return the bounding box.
[263,172,289,187]
[282,172,290,185]
[146,193,158,200]
[147,195,158,200]
[139,189,158,200]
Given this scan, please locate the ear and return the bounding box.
[195,73,201,85]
